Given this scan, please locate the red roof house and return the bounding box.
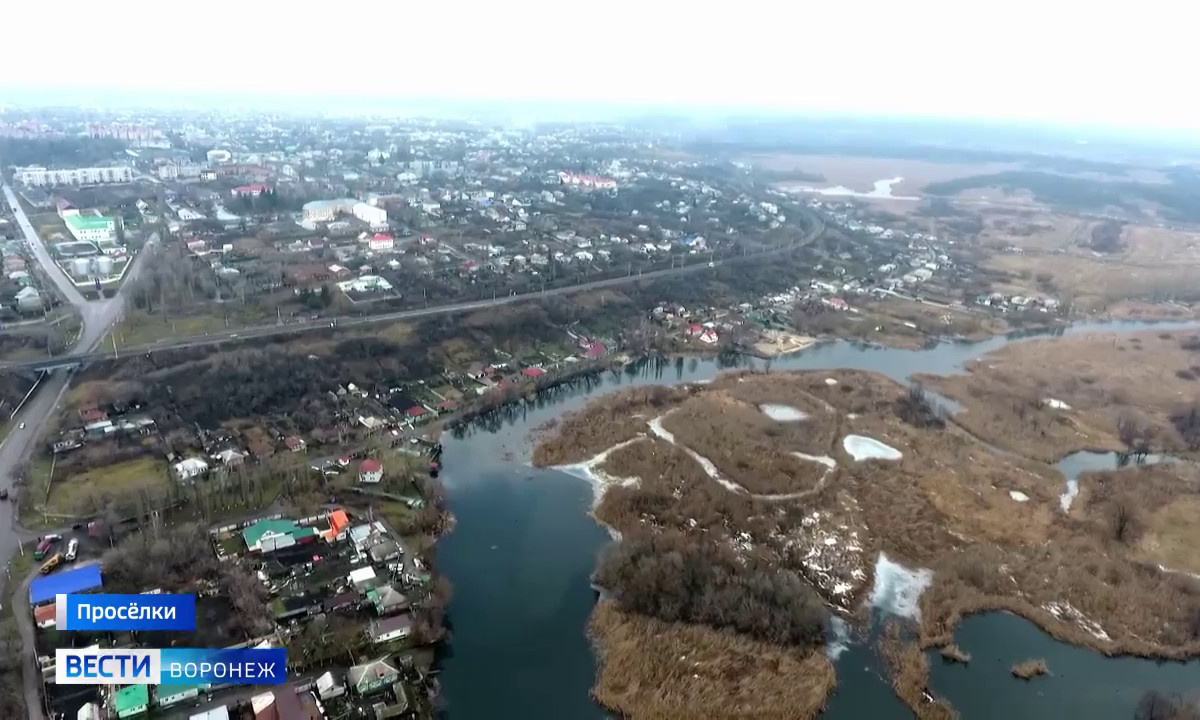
[358,459,383,484]
[521,367,546,378]
[406,406,426,418]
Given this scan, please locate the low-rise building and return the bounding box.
[358,458,384,484]
[369,613,413,644]
[348,658,400,695]
[61,209,119,243]
[172,457,209,481]
[113,685,149,718]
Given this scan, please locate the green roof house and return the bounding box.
[155,682,209,707]
[113,685,149,718]
[242,518,318,553]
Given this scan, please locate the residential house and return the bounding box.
[366,584,409,616]
[369,614,413,644]
[348,658,400,695]
[369,684,410,720]
[358,459,384,484]
[242,518,319,553]
[113,685,149,718]
[172,457,209,482]
[350,566,379,591]
[315,670,347,700]
[284,436,307,453]
[214,448,247,467]
[367,537,402,564]
[155,683,209,708]
[15,286,41,312]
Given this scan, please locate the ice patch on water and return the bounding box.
[869,552,933,620]
[826,616,852,660]
[555,437,644,538]
[760,404,808,421]
[843,434,903,462]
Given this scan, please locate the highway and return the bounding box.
[2,222,824,373]
[0,183,154,720]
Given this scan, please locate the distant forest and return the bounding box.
[923,169,1200,223]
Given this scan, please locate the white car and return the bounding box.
[65,538,79,561]
[18,422,25,429]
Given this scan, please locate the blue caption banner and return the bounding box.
[56,647,288,685]
[58,593,196,631]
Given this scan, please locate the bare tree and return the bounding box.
[1109,495,1138,543]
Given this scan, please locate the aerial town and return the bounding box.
[6,105,1193,720]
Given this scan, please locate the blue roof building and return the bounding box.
[29,562,103,604]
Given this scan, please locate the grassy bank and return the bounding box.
[589,600,834,719]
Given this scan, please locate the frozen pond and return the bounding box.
[788,176,920,201]
[843,434,904,461]
[760,403,808,421]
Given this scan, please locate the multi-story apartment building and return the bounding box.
[18,166,133,187]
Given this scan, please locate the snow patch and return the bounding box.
[843,434,903,462]
[760,404,808,422]
[649,413,746,494]
[1043,601,1111,642]
[824,378,839,386]
[1043,398,1071,410]
[869,553,933,620]
[791,451,837,469]
[1059,481,1079,513]
[1009,490,1030,503]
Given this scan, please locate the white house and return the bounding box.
[369,614,413,643]
[172,457,209,481]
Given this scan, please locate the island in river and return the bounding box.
[531,366,1200,718]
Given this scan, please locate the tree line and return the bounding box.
[594,530,827,648]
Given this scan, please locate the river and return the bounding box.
[432,318,1200,717]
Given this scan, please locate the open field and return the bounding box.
[104,307,272,347]
[985,251,1200,312]
[918,329,1200,462]
[750,154,1020,197]
[1071,461,1200,577]
[47,456,169,515]
[590,600,835,720]
[537,367,1200,716]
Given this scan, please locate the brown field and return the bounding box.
[976,211,1085,253]
[918,329,1200,462]
[748,154,1019,197]
[590,600,835,720]
[537,366,1200,716]
[977,218,1200,312]
[1071,462,1200,577]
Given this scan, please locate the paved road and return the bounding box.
[0,184,154,720]
[4,221,825,373]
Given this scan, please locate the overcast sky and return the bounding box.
[4,0,1195,131]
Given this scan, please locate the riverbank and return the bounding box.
[917,327,1200,463]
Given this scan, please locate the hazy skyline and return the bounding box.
[4,0,1195,132]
